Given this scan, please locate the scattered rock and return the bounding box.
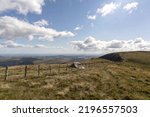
[69,62,85,69]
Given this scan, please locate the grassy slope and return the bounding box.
[119,51,150,65]
[0,51,150,100]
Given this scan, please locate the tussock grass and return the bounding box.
[0,59,149,100]
[0,51,150,100]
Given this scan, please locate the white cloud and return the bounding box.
[0,16,74,41]
[0,40,29,48]
[123,2,139,13]
[97,2,120,16]
[0,0,45,15]
[70,36,150,52]
[34,19,49,27]
[0,40,47,48]
[87,15,96,20]
[74,25,83,31]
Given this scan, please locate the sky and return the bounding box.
[0,0,150,55]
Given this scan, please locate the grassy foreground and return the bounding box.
[0,55,149,100]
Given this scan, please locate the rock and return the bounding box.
[100,53,124,62]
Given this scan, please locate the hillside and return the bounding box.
[100,51,150,66]
[0,51,149,100]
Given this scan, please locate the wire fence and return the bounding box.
[0,62,103,80]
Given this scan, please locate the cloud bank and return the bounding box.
[0,0,45,15]
[0,40,47,48]
[0,16,74,41]
[70,36,150,52]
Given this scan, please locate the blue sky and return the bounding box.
[0,0,150,55]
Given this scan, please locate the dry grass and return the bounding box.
[0,58,149,100]
[120,51,150,66]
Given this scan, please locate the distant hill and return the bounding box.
[100,51,150,65]
[0,58,40,67]
[0,55,89,67]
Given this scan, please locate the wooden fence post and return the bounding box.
[49,64,51,74]
[24,65,27,78]
[58,64,60,74]
[86,63,89,69]
[66,64,68,72]
[68,64,71,71]
[4,66,8,80]
[88,63,90,68]
[37,65,40,76]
